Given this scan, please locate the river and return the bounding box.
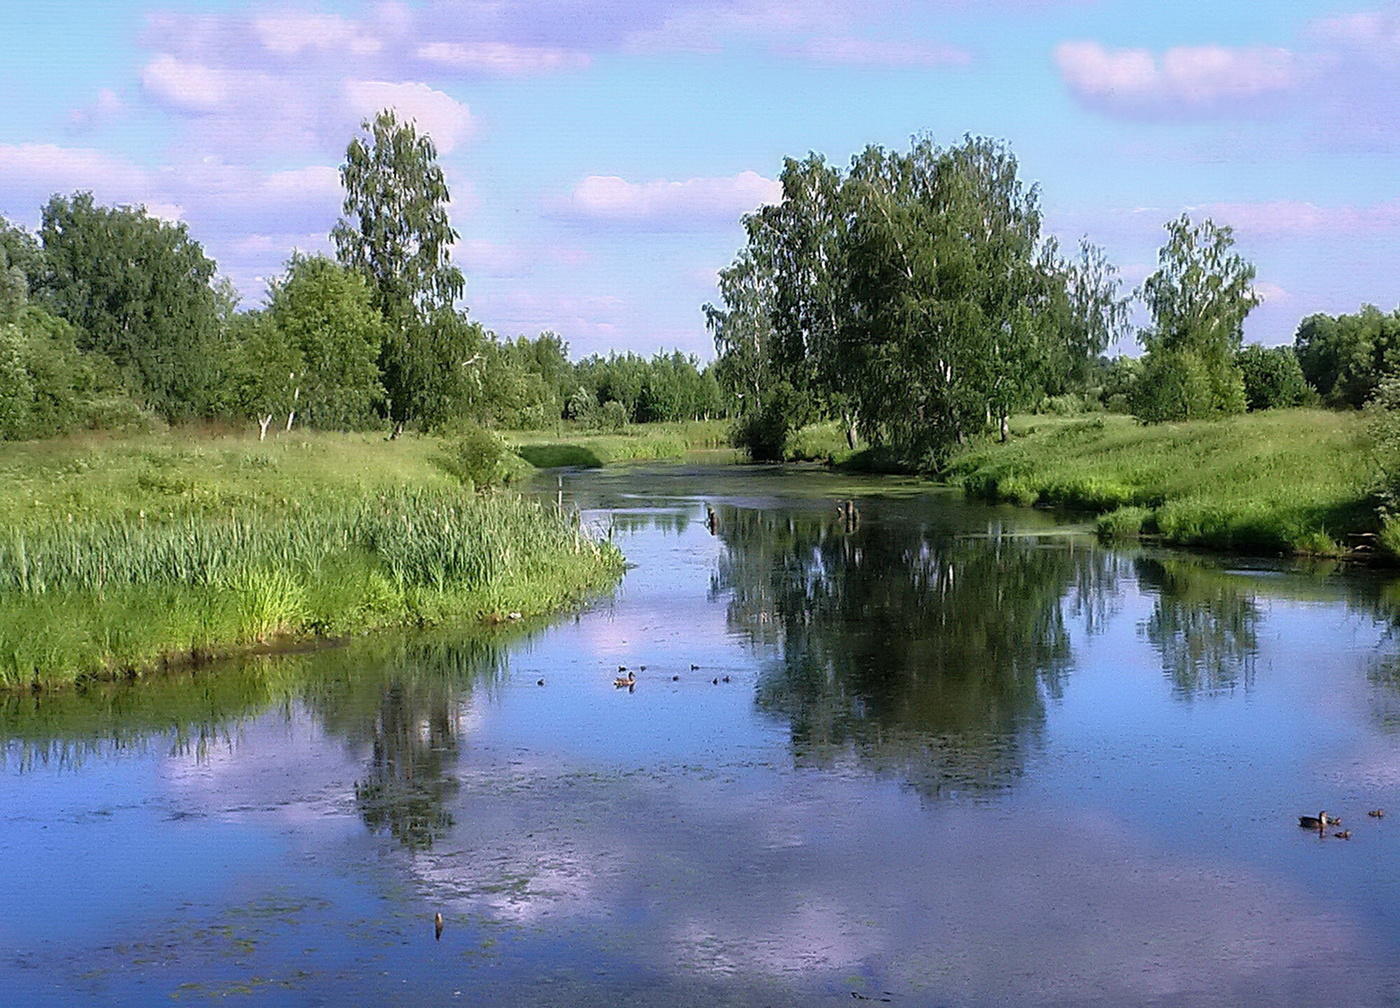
[4,462,1400,1006]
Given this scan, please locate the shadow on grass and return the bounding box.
[515,444,605,469]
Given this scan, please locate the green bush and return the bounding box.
[597,399,630,432]
[1096,506,1152,542]
[1132,349,1221,423]
[1236,345,1310,411]
[438,427,528,490]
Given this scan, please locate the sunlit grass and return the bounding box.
[0,429,623,689]
[945,409,1373,555]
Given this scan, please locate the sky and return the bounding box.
[1,0,1397,360]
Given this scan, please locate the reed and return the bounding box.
[0,487,622,689]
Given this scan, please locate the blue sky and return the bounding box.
[1,0,1397,359]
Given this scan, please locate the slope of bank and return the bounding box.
[0,430,623,689]
[943,410,1374,555]
[506,420,735,468]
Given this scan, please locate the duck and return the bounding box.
[1369,809,1386,818]
[434,912,444,941]
[1299,812,1333,829]
[711,677,719,685]
[537,678,545,687]
[613,670,636,688]
[722,675,731,683]
[671,674,680,681]
[690,663,701,670]
[1335,830,1352,839]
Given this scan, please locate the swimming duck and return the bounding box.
[1335,830,1352,839]
[671,675,680,681]
[1369,809,1386,818]
[722,675,731,683]
[1299,812,1332,829]
[613,670,636,687]
[537,678,545,686]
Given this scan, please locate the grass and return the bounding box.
[0,428,623,689]
[943,409,1375,556]
[505,419,735,468]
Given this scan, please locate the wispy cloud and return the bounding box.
[1055,41,1297,116]
[554,171,781,228]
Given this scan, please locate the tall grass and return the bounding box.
[944,409,1374,556]
[506,419,735,469]
[0,481,623,688]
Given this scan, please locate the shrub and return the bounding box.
[1132,349,1218,423]
[438,427,528,491]
[597,399,630,432]
[1096,506,1152,542]
[1236,345,1309,411]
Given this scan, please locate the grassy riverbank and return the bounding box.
[943,410,1374,555]
[0,429,623,689]
[506,419,734,468]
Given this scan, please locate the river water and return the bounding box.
[4,463,1400,1006]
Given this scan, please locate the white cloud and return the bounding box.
[342,80,475,152]
[557,170,781,227]
[0,143,152,202]
[798,37,972,68]
[141,54,239,114]
[416,41,590,75]
[252,13,383,57]
[1055,41,1297,115]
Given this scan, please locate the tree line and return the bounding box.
[0,110,725,442]
[705,133,1395,463]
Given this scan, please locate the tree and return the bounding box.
[223,312,300,440]
[1235,344,1309,411]
[1038,237,1131,399]
[1134,215,1256,421]
[331,109,467,435]
[1294,306,1400,408]
[37,193,221,419]
[265,254,385,430]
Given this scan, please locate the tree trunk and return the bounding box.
[258,415,272,441]
[999,411,1010,443]
[391,420,405,440]
[285,386,300,433]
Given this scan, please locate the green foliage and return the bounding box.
[1130,349,1217,423]
[1294,305,1400,408]
[1236,344,1310,411]
[1133,215,1256,424]
[597,399,629,432]
[0,305,142,440]
[438,426,527,490]
[331,110,466,433]
[1368,375,1400,519]
[709,135,1125,465]
[1096,505,1152,542]
[265,254,385,429]
[37,193,220,419]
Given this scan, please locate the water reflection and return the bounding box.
[1137,558,1260,698]
[713,503,1123,795]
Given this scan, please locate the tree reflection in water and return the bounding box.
[306,638,507,850]
[712,503,1123,797]
[1136,558,1260,698]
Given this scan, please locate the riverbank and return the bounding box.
[943,410,1375,556]
[0,429,623,690]
[505,419,734,468]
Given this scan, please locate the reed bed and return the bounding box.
[0,487,623,688]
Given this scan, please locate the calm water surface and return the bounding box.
[5,463,1400,1006]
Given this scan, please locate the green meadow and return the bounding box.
[0,429,623,689]
[943,409,1374,556]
